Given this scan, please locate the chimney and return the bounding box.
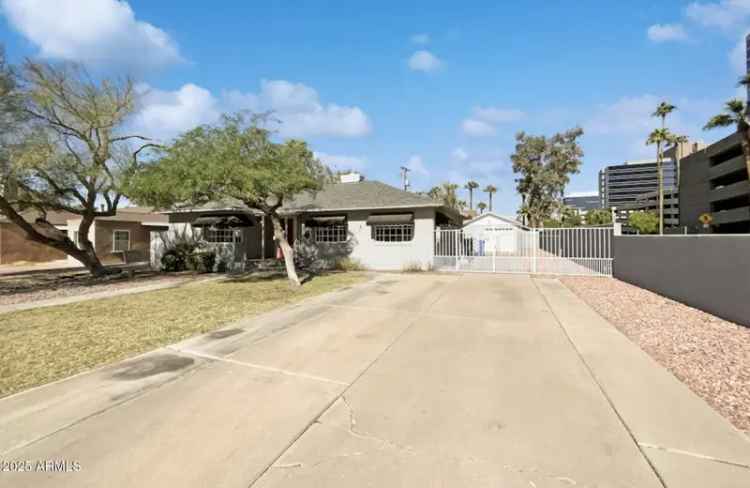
[339,172,363,183]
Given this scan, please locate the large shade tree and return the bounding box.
[704,75,750,182]
[129,114,328,288]
[0,59,153,276]
[511,128,584,227]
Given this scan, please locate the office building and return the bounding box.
[562,193,601,213]
[617,187,680,228]
[598,159,677,209]
[680,133,749,233]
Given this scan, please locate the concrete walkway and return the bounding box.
[0,273,747,487]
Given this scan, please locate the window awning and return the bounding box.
[366,213,414,225]
[192,215,254,228]
[307,215,346,225]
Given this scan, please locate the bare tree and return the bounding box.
[0,60,156,276]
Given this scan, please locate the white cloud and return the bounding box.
[472,106,525,123]
[461,118,496,137]
[460,105,524,137]
[451,147,469,161]
[0,0,182,71]
[647,23,689,42]
[313,152,367,171]
[225,79,371,138]
[408,50,443,72]
[131,83,219,141]
[685,0,750,29]
[130,79,372,142]
[406,154,429,175]
[411,33,430,44]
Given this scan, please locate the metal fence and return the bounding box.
[434,226,613,276]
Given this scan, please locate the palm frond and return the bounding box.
[703,114,735,130]
[739,73,750,87]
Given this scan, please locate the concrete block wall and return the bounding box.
[613,235,750,326]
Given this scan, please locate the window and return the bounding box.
[304,216,348,243]
[310,225,347,243]
[113,230,130,252]
[372,224,414,242]
[202,228,241,243]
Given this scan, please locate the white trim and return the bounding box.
[112,229,131,252]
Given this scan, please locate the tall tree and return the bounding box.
[0,60,153,276]
[511,128,584,227]
[628,211,659,234]
[464,180,479,209]
[129,113,328,288]
[653,101,676,130]
[427,182,464,212]
[704,75,750,184]
[646,127,674,235]
[477,201,487,214]
[483,184,497,212]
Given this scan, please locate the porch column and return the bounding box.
[260,216,265,259]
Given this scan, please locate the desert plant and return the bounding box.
[402,261,425,272]
[333,257,367,271]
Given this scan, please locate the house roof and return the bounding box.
[67,207,169,224]
[165,181,461,221]
[282,181,444,213]
[463,212,526,229]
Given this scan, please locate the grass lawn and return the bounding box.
[0,272,367,398]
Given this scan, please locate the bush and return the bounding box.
[628,211,659,234]
[333,257,366,271]
[402,261,424,272]
[158,229,208,272]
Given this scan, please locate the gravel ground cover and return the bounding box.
[0,270,188,306]
[561,276,750,435]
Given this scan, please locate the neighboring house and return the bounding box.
[159,173,462,271]
[66,207,169,265]
[462,212,527,255]
[0,210,73,265]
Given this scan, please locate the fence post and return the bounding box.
[454,230,459,271]
[532,229,538,274]
[492,232,496,273]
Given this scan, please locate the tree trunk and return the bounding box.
[0,196,108,276]
[489,193,493,212]
[469,190,473,210]
[270,213,301,288]
[657,141,664,235]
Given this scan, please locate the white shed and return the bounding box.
[462,212,526,255]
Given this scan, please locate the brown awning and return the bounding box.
[307,215,346,225]
[193,215,254,228]
[366,213,414,225]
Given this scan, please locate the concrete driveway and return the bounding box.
[1,273,748,487]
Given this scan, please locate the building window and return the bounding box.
[202,228,241,243]
[310,225,347,243]
[372,224,414,242]
[113,230,130,252]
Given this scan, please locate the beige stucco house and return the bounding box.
[157,174,462,271]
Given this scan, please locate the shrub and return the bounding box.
[628,211,659,234]
[333,257,366,271]
[158,229,206,272]
[402,261,424,272]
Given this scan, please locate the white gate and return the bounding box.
[434,226,613,276]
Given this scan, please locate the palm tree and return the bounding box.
[477,202,487,214]
[646,127,673,235]
[704,74,750,183]
[464,180,479,209]
[483,184,497,212]
[653,101,676,130]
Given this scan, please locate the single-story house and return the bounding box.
[66,207,169,265]
[462,212,527,255]
[158,173,462,271]
[0,210,73,264]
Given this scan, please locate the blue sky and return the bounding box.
[0,0,745,214]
